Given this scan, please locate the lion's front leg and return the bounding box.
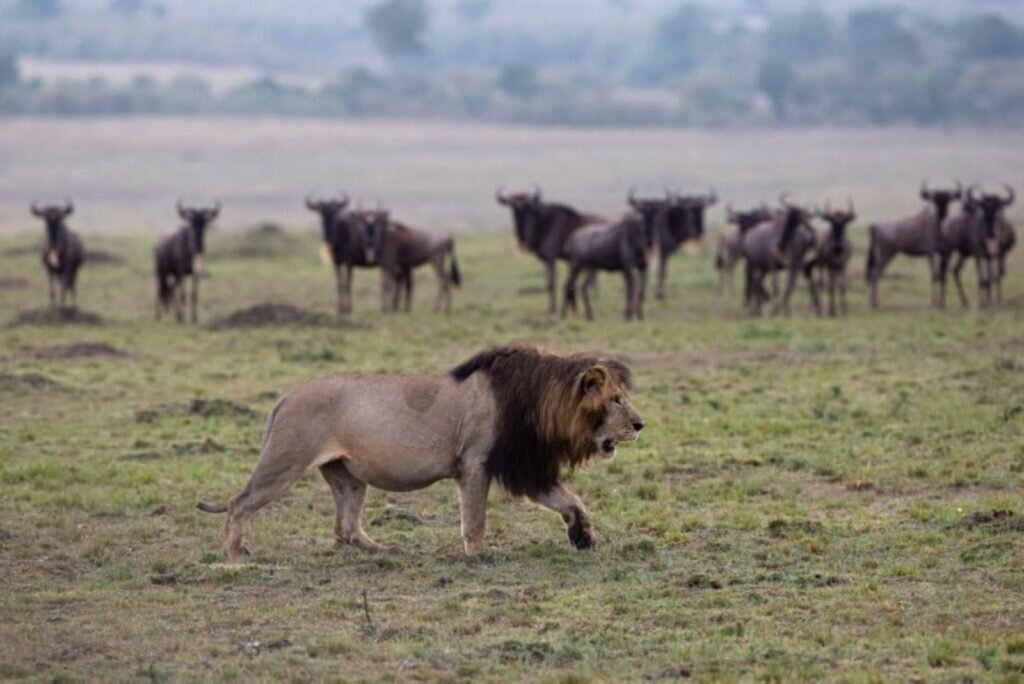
[530,484,595,550]
[456,462,491,555]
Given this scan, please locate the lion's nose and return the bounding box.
[633,421,645,432]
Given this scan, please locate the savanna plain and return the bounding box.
[1,119,1023,682]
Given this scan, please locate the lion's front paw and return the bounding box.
[567,520,596,550]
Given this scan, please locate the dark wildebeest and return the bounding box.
[741,194,821,316]
[804,199,856,316]
[154,200,220,323]
[31,199,84,308]
[866,181,961,309]
[304,194,381,315]
[357,209,461,313]
[654,188,716,299]
[938,184,1015,309]
[715,204,773,295]
[496,187,603,314]
[562,204,654,321]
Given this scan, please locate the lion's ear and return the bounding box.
[579,365,612,410]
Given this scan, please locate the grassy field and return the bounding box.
[1,120,1024,681]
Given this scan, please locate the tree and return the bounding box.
[757,58,794,122]
[0,52,18,88]
[365,0,430,60]
[958,14,1024,60]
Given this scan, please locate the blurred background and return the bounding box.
[1,0,1022,232]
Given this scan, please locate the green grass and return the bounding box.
[1,214,1023,679]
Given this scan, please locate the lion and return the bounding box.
[198,345,644,558]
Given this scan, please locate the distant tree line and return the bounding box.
[1,1,1024,127]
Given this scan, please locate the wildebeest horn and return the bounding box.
[1002,183,1016,207]
[61,197,74,216]
[495,186,508,204]
[627,187,639,208]
[966,184,978,206]
[779,192,792,208]
[30,201,44,217]
[210,200,221,218]
[531,184,542,202]
[920,180,930,200]
[176,198,189,218]
[305,194,321,210]
[338,193,350,208]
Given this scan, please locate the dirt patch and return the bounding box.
[209,303,331,330]
[0,372,66,393]
[214,223,303,259]
[8,307,105,327]
[24,342,127,360]
[960,510,1023,532]
[135,398,257,424]
[0,276,30,290]
[84,249,125,266]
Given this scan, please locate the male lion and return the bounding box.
[198,345,643,558]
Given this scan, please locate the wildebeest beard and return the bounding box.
[779,208,803,252]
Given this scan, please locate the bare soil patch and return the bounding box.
[8,307,105,327]
[208,303,331,330]
[24,342,127,360]
[215,223,303,259]
[960,510,1023,532]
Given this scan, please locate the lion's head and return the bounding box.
[451,346,644,497]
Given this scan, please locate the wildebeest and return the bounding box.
[715,204,773,295]
[496,187,603,314]
[562,210,652,321]
[741,194,821,316]
[866,181,961,309]
[654,188,715,299]
[305,194,378,315]
[805,200,856,316]
[938,184,1015,308]
[154,200,220,323]
[31,199,84,308]
[356,209,461,313]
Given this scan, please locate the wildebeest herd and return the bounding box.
[24,180,1017,321]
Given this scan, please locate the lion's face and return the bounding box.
[578,365,644,458]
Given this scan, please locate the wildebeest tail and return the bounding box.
[865,229,877,283]
[449,245,462,287]
[197,502,227,513]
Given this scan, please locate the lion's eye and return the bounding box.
[613,396,623,406]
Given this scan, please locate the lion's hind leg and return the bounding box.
[319,460,387,552]
[529,484,595,550]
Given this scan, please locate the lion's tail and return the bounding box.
[197,502,227,514]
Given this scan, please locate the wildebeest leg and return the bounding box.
[545,260,557,315]
[806,265,821,317]
[636,266,647,321]
[622,267,635,321]
[529,483,595,550]
[405,269,415,313]
[380,271,392,313]
[827,269,837,317]
[770,271,780,299]
[839,268,849,315]
[432,255,448,314]
[936,252,949,309]
[334,264,345,315]
[951,253,969,309]
[581,269,598,321]
[773,265,799,316]
[655,250,669,299]
[319,460,384,552]
[47,273,56,307]
[456,460,491,555]
[995,256,1005,305]
[175,279,186,324]
[975,257,991,309]
[190,273,199,323]
[562,264,580,318]
[869,248,894,310]
[928,253,943,308]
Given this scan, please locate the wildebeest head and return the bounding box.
[674,188,717,241]
[496,186,544,248]
[177,200,220,271]
[967,184,1015,256]
[31,199,74,247]
[305,194,350,241]
[777,193,814,254]
[627,189,671,250]
[726,203,772,234]
[357,208,389,264]
[818,198,856,253]
[920,180,962,225]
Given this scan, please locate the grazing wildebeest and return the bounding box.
[866,181,961,309]
[496,187,603,314]
[31,199,84,308]
[938,184,1015,308]
[715,204,773,295]
[562,209,652,321]
[304,194,379,315]
[154,200,220,323]
[741,194,821,316]
[654,188,715,299]
[357,209,461,313]
[805,200,856,316]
